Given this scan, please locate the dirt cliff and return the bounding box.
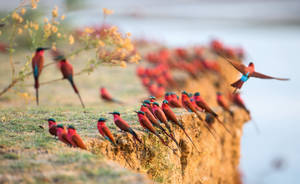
[87,56,251,184]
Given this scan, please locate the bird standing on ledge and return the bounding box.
[67,125,87,150]
[47,118,57,137]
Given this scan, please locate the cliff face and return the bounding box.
[87,56,250,184]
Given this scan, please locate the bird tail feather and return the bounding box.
[231,79,244,89]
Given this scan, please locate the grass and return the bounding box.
[0,47,152,183]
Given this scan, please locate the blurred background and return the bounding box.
[1,0,299,183]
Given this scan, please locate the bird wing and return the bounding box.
[115,119,130,131]
[223,58,247,75]
[141,118,156,133]
[102,126,116,144]
[251,71,290,80]
[61,133,72,145]
[72,134,87,150]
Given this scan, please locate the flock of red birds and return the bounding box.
[136,40,245,98]
[43,39,288,155]
[48,88,251,154]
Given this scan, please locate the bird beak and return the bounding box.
[134,111,138,113]
[43,47,50,50]
[108,112,114,114]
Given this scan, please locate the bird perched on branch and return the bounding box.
[67,125,87,150]
[47,118,57,137]
[54,55,85,108]
[100,87,123,104]
[32,47,49,105]
[222,58,289,93]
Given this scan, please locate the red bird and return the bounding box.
[97,118,117,146]
[223,58,289,92]
[67,125,87,150]
[162,100,199,152]
[143,100,154,114]
[194,92,232,134]
[56,56,85,108]
[47,118,57,137]
[32,47,49,105]
[109,111,142,144]
[100,87,123,104]
[217,92,234,117]
[56,124,72,146]
[152,102,179,148]
[232,93,250,114]
[140,104,168,133]
[135,111,174,151]
[165,92,181,108]
[181,91,203,120]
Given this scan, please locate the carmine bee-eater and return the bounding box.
[143,100,154,114]
[223,58,289,93]
[109,111,142,144]
[149,96,156,103]
[189,93,202,111]
[97,118,117,146]
[100,87,123,104]
[55,55,85,108]
[56,124,72,146]
[217,92,234,117]
[32,47,49,105]
[47,118,57,137]
[67,125,87,150]
[140,103,169,135]
[165,92,182,108]
[232,93,250,114]
[135,111,178,154]
[194,92,231,134]
[97,117,133,168]
[162,100,199,152]
[181,91,203,120]
[231,93,260,133]
[152,102,180,148]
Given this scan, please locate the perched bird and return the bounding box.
[97,117,133,168]
[152,102,180,148]
[232,93,250,114]
[109,111,142,144]
[189,93,202,111]
[47,118,57,137]
[100,87,123,104]
[149,96,156,103]
[140,103,169,135]
[56,55,85,108]
[56,124,72,146]
[32,47,49,105]
[97,118,116,146]
[181,91,203,120]
[67,125,87,150]
[217,92,234,117]
[194,92,230,134]
[135,111,176,153]
[162,100,199,152]
[143,100,154,114]
[165,92,182,108]
[223,58,289,92]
